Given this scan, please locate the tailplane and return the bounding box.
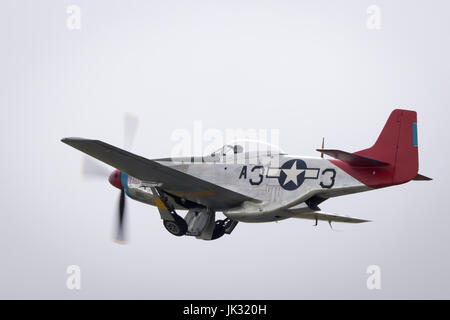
[318,109,430,187]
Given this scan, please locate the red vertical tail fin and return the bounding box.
[355,109,419,185]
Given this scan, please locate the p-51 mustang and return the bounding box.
[62,109,431,242]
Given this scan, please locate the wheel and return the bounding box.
[210,222,226,240]
[163,215,187,236]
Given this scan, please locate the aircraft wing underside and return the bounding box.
[288,206,370,224]
[62,138,257,210]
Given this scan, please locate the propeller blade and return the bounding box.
[81,156,110,179]
[321,137,325,158]
[115,189,127,244]
[124,113,139,150]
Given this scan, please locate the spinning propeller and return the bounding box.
[80,114,139,244]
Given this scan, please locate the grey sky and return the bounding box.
[0,0,449,299]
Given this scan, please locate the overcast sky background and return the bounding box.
[1,0,449,299]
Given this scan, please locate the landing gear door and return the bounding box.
[185,209,216,239]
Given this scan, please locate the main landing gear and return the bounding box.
[150,187,237,240]
[163,215,188,236]
[163,212,237,240]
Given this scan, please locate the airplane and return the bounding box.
[61,109,431,242]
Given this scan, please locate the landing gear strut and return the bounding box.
[150,187,188,237]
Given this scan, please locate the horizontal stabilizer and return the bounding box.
[291,210,370,224]
[413,173,433,181]
[316,149,389,167]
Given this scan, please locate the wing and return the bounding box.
[316,149,389,167]
[289,209,370,223]
[61,138,257,210]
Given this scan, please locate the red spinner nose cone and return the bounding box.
[109,169,123,190]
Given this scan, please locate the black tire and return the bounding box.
[211,222,226,240]
[163,215,187,236]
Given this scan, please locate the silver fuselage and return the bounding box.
[123,152,369,223]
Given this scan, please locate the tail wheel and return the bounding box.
[163,215,187,236]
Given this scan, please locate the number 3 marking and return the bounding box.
[320,169,336,189]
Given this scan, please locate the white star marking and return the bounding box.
[282,161,305,186]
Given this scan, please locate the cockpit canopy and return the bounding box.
[209,140,286,158]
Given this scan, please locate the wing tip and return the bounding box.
[61,137,84,143]
[343,217,371,223]
[61,137,95,145]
